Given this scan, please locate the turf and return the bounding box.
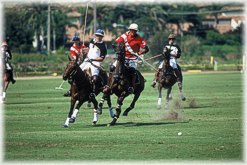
[3,72,243,162]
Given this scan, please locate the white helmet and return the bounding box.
[128,23,138,31]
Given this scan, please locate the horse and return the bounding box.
[99,42,145,126]
[62,58,113,128]
[156,55,186,109]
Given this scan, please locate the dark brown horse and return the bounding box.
[157,55,186,109]
[100,42,145,126]
[62,58,112,127]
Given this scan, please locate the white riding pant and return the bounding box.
[5,63,12,70]
[158,58,177,69]
[80,60,100,76]
[113,59,138,69]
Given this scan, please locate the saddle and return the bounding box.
[84,68,107,87]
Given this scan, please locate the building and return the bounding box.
[202,6,244,34]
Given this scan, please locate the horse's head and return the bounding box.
[63,60,78,80]
[113,42,125,62]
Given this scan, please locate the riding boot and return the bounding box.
[9,70,16,84]
[128,74,136,94]
[174,68,183,90]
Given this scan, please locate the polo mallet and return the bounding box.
[55,80,65,90]
[82,2,89,46]
[145,54,162,61]
[133,53,158,71]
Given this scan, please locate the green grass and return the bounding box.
[3,72,243,162]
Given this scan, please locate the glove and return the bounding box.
[163,47,171,57]
[137,55,144,65]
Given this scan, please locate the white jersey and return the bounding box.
[159,44,180,69]
[164,45,178,59]
[80,38,107,76]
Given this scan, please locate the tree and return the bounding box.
[166,4,201,37]
[23,4,48,53]
[4,7,34,53]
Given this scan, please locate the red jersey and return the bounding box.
[70,44,87,60]
[116,32,147,59]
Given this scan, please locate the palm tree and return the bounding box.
[23,4,48,52]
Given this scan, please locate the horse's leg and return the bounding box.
[123,92,141,116]
[64,99,79,128]
[90,97,99,125]
[157,83,162,109]
[104,94,114,118]
[107,95,114,118]
[2,73,9,101]
[97,94,106,115]
[2,81,10,101]
[165,87,172,110]
[109,95,125,126]
[98,93,113,118]
[69,100,84,123]
[178,84,186,101]
[177,65,186,101]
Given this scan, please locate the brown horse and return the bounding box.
[62,58,112,127]
[157,55,186,109]
[100,42,145,126]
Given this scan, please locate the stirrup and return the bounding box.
[151,81,156,88]
[128,87,134,94]
[89,93,96,98]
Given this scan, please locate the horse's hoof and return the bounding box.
[157,105,161,109]
[63,124,69,128]
[181,97,186,101]
[108,117,117,126]
[69,117,75,123]
[92,121,97,126]
[107,122,115,127]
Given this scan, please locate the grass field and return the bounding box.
[3,72,244,163]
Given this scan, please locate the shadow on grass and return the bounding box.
[183,105,212,109]
[88,121,190,127]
